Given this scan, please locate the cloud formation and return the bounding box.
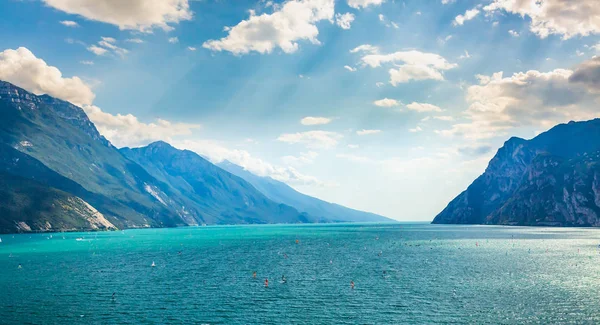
[335,13,355,30]
[0,47,95,106]
[300,116,332,125]
[43,0,192,32]
[438,59,600,139]
[277,130,342,148]
[373,98,400,107]
[406,102,443,112]
[83,105,200,148]
[203,0,334,55]
[347,0,385,9]
[356,129,381,135]
[176,140,323,186]
[484,0,600,39]
[355,48,457,85]
[453,8,479,26]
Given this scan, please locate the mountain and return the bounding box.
[120,142,313,224]
[218,161,391,223]
[0,80,310,233]
[433,119,600,226]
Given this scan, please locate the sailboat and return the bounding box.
[151,261,156,267]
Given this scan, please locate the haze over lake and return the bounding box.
[2,223,600,324]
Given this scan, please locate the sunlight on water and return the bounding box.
[1,224,600,324]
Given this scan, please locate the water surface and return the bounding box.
[1,223,600,324]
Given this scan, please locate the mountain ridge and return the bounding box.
[433,118,600,226]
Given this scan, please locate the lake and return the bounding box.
[1,223,600,324]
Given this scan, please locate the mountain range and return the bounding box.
[433,119,600,226]
[0,80,389,233]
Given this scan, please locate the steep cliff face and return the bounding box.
[0,80,316,233]
[489,152,600,226]
[433,119,600,226]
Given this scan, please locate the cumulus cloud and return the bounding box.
[202,0,334,55]
[355,49,457,85]
[453,8,479,26]
[168,37,179,44]
[437,59,600,139]
[347,0,385,9]
[83,105,200,148]
[408,126,423,133]
[0,47,95,106]
[42,0,192,32]
[300,116,332,125]
[484,0,600,39]
[406,102,443,112]
[60,20,79,27]
[176,139,324,186]
[373,98,400,107]
[281,151,318,166]
[126,38,144,43]
[335,12,355,30]
[277,130,342,149]
[344,65,357,72]
[356,129,381,135]
[508,30,520,37]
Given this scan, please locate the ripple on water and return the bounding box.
[1,224,600,324]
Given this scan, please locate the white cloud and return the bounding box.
[59,20,79,27]
[459,50,471,59]
[408,126,423,132]
[453,8,479,26]
[278,130,342,149]
[202,0,334,55]
[375,82,385,87]
[484,0,600,39]
[356,129,381,135]
[438,60,600,139]
[442,0,455,4]
[373,98,400,107]
[300,116,332,125]
[433,115,455,121]
[335,12,355,30]
[347,144,359,149]
[0,47,95,106]
[80,60,94,65]
[356,49,457,85]
[168,37,179,44]
[88,37,128,57]
[87,45,108,56]
[344,65,357,72]
[176,139,324,186]
[83,105,200,148]
[406,102,443,112]
[42,0,192,32]
[508,30,520,37]
[347,0,385,9]
[126,38,144,43]
[281,151,318,166]
[349,44,379,54]
[187,46,197,51]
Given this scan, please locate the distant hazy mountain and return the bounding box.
[121,142,313,225]
[0,80,310,233]
[218,161,391,223]
[433,119,600,226]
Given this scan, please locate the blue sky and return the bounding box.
[1,0,600,220]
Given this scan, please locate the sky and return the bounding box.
[1,0,600,221]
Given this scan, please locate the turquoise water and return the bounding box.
[1,223,600,324]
